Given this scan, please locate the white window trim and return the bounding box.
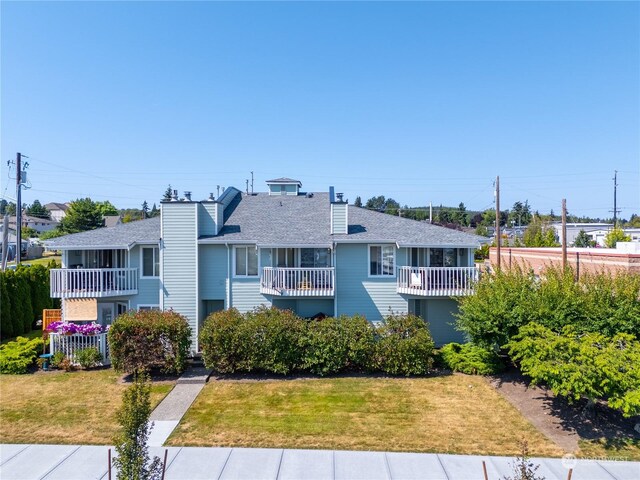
[138,304,160,311]
[140,246,160,278]
[368,244,396,278]
[233,245,259,278]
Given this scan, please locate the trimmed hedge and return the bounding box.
[0,336,45,374]
[108,310,192,374]
[438,342,504,375]
[0,264,56,339]
[200,308,435,377]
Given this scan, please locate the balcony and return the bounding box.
[397,266,480,296]
[261,267,335,297]
[50,268,138,298]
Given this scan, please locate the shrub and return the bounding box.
[51,351,66,368]
[508,322,640,417]
[373,314,435,376]
[75,347,102,369]
[301,315,375,375]
[113,374,163,480]
[199,308,247,374]
[0,337,45,374]
[438,343,504,375]
[108,310,192,374]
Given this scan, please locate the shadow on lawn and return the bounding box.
[209,368,454,382]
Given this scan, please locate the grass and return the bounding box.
[579,438,640,462]
[168,374,563,457]
[0,369,174,445]
[6,254,61,267]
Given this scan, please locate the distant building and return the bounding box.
[5,215,59,234]
[102,215,122,228]
[45,202,70,222]
[550,222,612,246]
[489,243,640,276]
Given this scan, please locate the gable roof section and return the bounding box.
[44,202,69,211]
[266,177,302,186]
[44,217,160,250]
[201,193,483,248]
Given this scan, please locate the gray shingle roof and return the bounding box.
[266,177,302,185]
[205,193,483,247]
[44,217,160,249]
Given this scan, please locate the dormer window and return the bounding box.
[266,177,302,196]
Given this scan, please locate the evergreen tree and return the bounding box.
[25,199,50,218]
[59,198,104,233]
[149,203,159,218]
[16,270,34,333]
[354,196,362,208]
[573,230,595,248]
[5,202,16,216]
[0,272,14,338]
[141,201,149,219]
[163,185,173,201]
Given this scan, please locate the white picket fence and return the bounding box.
[49,332,110,365]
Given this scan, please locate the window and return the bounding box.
[235,246,258,276]
[138,305,160,311]
[301,248,331,268]
[142,247,159,277]
[369,245,395,276]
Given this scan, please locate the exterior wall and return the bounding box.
[272,299,334,318]
[419,298,464,346]
[331,203,348,234]
[199,244,227,301]
[489,247,640,275]
[268,184,298,195]
[230,278,270,313]
[129,244,160,308]
[335,243,408,321]
[198,203,218,236]
[161,203,199,349]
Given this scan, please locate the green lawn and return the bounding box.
[168,374,564,457]
[0,369,174,445]
[6,254,61,267]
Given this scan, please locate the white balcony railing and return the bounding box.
[50,268,138,298]
[261,267,335,297]
[397,266,480,296]
[49,332,110,365]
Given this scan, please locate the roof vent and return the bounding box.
[306,192,314,198]
[336,193,344,203]
[171,189,179,202]
[208,192,215,201]
[184,191,192,201]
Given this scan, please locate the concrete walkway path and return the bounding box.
[148,366,212,446]
[1,444,639,480]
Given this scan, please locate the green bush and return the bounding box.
[300,315,375,376]
[75,347,102,369]
[0,336,45,374]
[438,343,504,375]
[508,322,640,417]
[456,264,640,348]
[108,310,192,374]
[51,351,66,369]
[199,308,246,374]
[373,314,435,376]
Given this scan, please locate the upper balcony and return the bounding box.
[397,266,480,297]
[260,267,335,297]
[50,268,138,298]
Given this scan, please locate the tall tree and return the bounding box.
[141,201,149,219]
[508,200,532,226]
[25,199,50,218]
[354,196,362,208]
[5,202,16,216]
[59,198,104,233]
[453,202,468,226]
[573,230,596,248]
[149,203,159,218]
[95,201,119,216]
[163,184,173,201]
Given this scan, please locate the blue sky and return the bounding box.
[1,1,638,219]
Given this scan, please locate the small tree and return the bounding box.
[25,199,50,219]
[502,439,545,480]
[162,185,173,201]
[354,196,362,207]
[573,229,595,248]
[604,227,631,248]
[113,375,163,480]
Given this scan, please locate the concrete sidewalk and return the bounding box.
[1,444,639,480]
[148,366,212,446]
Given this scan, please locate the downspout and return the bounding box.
[225,242,231,309]
[333,242,338,318]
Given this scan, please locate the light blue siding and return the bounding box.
[128,245,160,308]
[230,278,270,313]
[423,298,465,345]
[335,244,407,321]
[161,203,198,349]
[331,203,348,234]
[199,244,227,300]
[198,204,218,237]
[268,184,298,195]
[296,299,334,318]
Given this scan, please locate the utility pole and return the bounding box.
[612,170,618,226]
[495,176,501,270]
[15,152,22,265]
[562,198,567,270]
